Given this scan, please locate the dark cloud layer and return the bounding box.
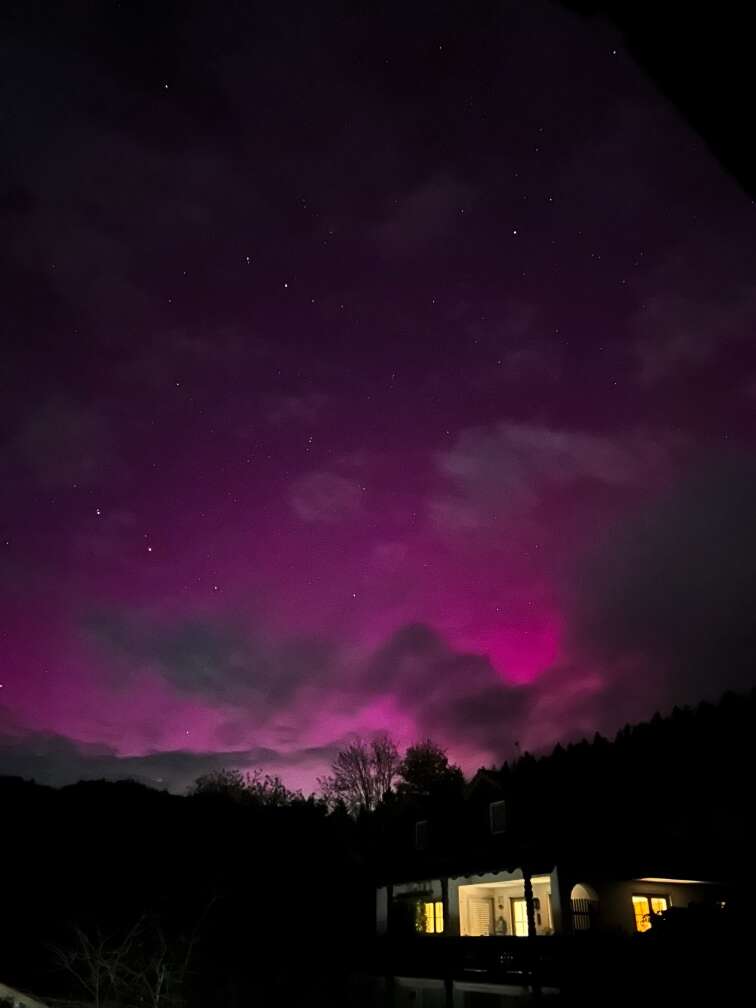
[0,712,339,793]
[364,625,531,751]
[570,455,756,707]
[81,616,539,775]
[86,613,334,709]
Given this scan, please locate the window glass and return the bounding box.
[419,900,444,933]
[632,894,669,932]
[632,895,651,932]
[512,898,529,937]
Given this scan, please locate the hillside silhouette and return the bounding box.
[2,688,754,1003]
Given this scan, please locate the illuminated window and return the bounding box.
[418,900,444,934]
[632,894,669,932]
[511,898,529,937]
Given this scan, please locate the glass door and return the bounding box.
[511,897,529,937]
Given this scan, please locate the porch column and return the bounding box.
[447,877,461,935]
[549,866,573,934]
[523,865,542,1000]
[441,876,449,934]
[523,866,537,937]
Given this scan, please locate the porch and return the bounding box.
[377,870,724,943]
[379,868,561,940]
[454,871,555,937]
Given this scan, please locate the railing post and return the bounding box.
[444,974,454,1008]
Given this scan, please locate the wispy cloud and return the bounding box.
[374,174,474,256]
[430,421,659,534]
[290,471,364,523]
[266,392,328,425]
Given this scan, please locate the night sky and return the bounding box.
[3,0,756,793]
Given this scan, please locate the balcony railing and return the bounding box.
[368,935,564,986]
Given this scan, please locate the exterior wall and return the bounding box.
[447,875,461,935]
[395,976,447,1007]
[394,978,560,1006]
[393,879,443,900]
[592,879,716,934]
[453,981,560,1005]
[376,885,389,935]
[548,867,565,934]
[532,879,553,933]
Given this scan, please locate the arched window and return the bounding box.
[570,883,599,931]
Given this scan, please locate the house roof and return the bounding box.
[0,981,49,1008]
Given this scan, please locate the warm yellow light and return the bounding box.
[632,894,669,932]
[421,900,444,934]
[632,895,651,933]
[512,898,529,937]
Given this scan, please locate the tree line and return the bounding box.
[2,689,755,1005]
[187,736,465,816]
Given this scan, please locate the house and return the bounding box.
[373,784,724,940]
[377,863,721,938]
[364,709,748,1001]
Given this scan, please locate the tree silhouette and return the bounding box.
[50,912,207,1008]
[318,732,400,814]
[396,738,465,803]
[188,767,301,806]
